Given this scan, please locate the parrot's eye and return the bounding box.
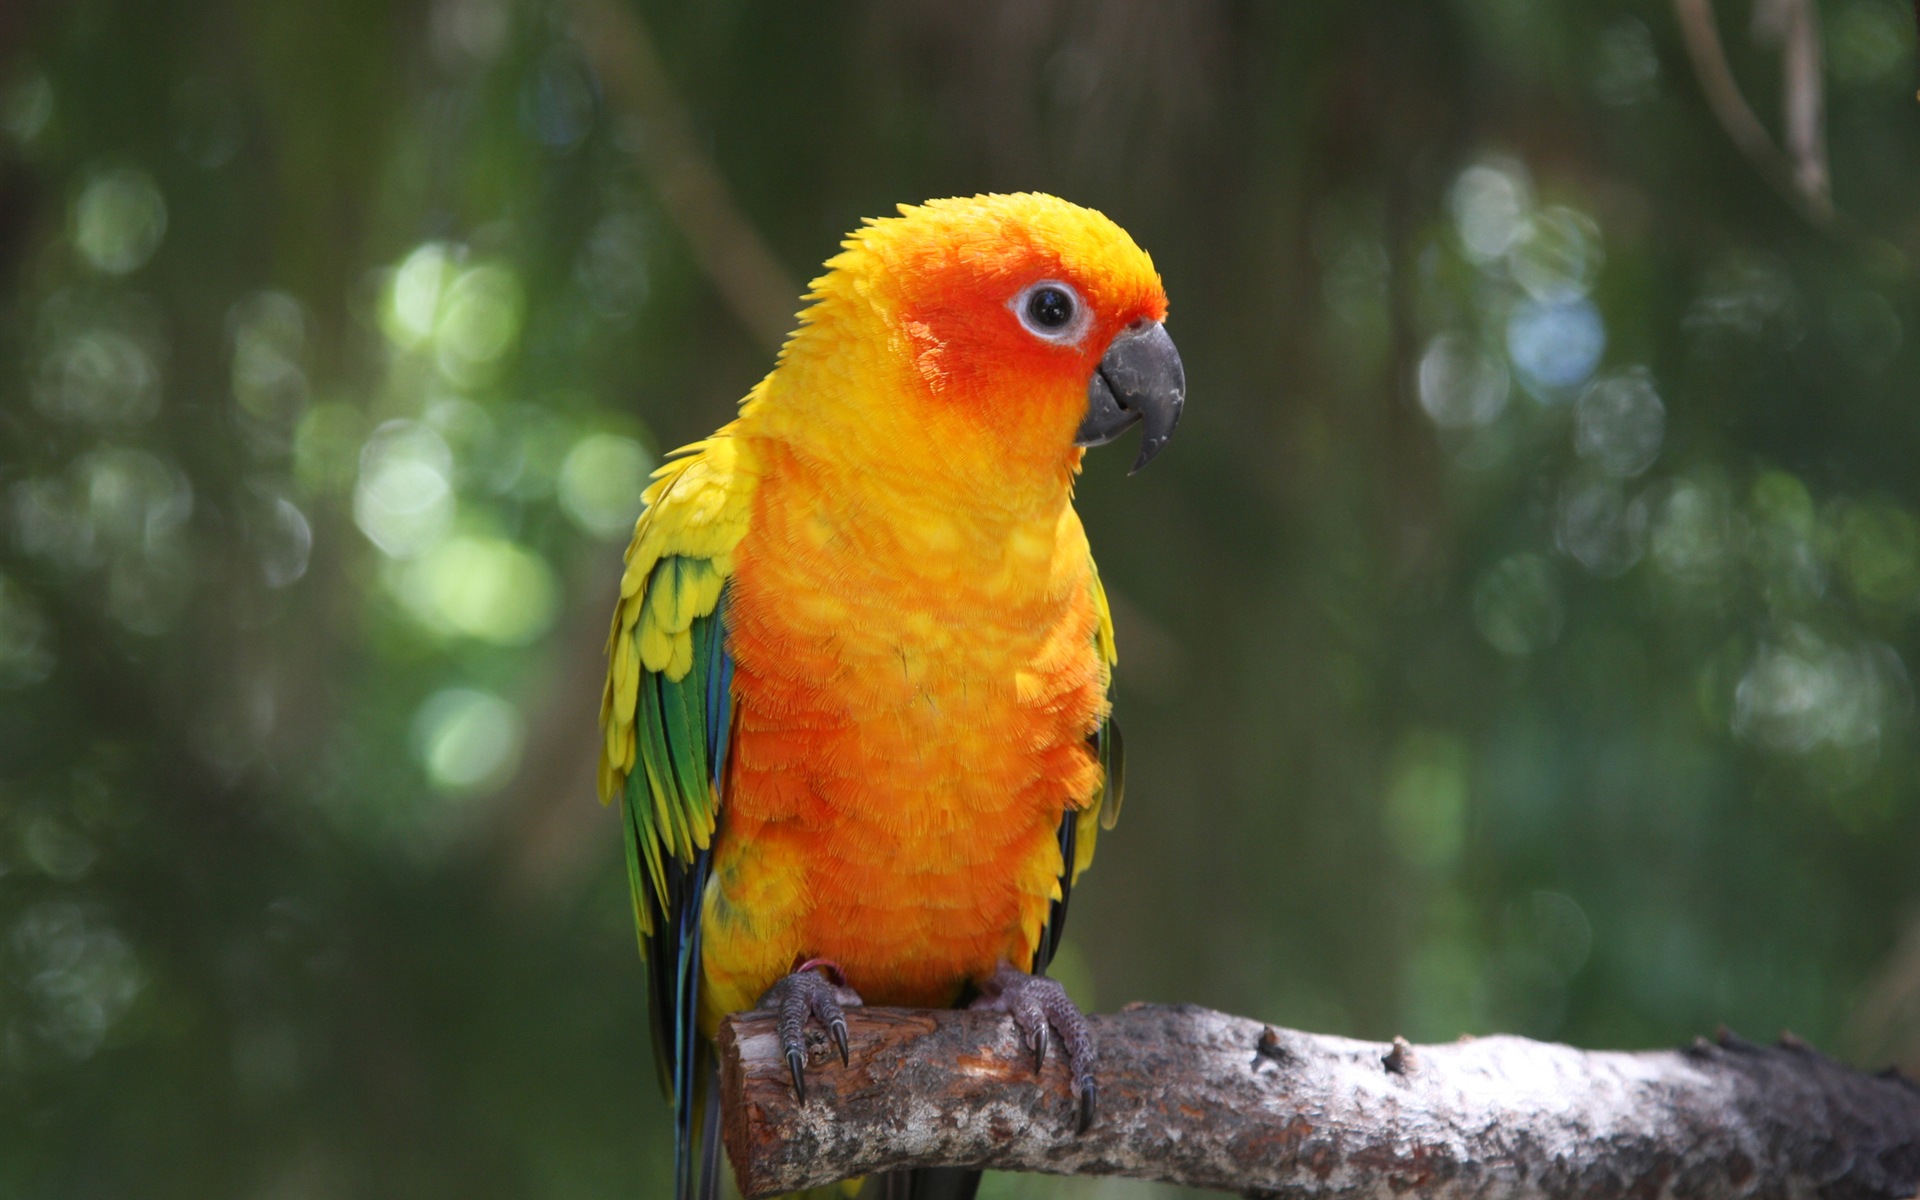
[1011,280,1089,345]
[1028,287,1073,328]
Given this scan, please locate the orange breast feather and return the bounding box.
[695,434,1108,1024]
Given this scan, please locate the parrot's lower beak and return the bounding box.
[1075,320,1186,473]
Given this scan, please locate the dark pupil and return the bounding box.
[1027,287,1073,330]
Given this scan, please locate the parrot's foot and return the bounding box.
[755,958,864,1103]
[971,964,1098,1132]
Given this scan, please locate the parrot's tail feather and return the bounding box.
[695,1062,721,1200]
[669,855,713,1200]
[860,1168,982,1200]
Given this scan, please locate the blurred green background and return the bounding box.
[2,0,1918,1196]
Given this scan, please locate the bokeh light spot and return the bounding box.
[78,447,194,559]
[1733,627,1908,756]
[354,421,455,558]
[1838,501,1920,608]
[228,291,310,424]
[11,902,142,1060]
[424,395,495,467]
[1556,475,1647,577]
[1575,369,1665,478]
[558,433,651,539]
[412,688,523,793]
[1747,472,1824,613]
[35,328,162,426]
[435,264,524,384]
[383,241,458,349]
[1652,475,1737,594]
[72,167,168,274]
[255,495,313,588]
[394,534,559,645]
[376,248,526,382]
[1508,206,1603,304]
[1418,333,1510,429]
[1450,160,1532,263]
[1508,299,1605,395]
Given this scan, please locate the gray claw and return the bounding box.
[786,1046,807,1103]
[830,1018,850,1067]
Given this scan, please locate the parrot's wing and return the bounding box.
[597,433,753,1194]
[1035,557,1124,975]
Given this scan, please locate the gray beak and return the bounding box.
[1075,320,1186,473]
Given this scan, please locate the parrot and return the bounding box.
[597,192,1185,1199]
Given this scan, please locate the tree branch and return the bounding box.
[1672,0,1834,227]
[717,1002,1920,1198]
[1776,0,1831,217]
[563,0,799,352]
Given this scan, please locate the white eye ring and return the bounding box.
[1011,279,1091,345]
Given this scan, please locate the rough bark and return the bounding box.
[716,1002,1920,1198]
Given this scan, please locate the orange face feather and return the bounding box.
[873,198,1169,458]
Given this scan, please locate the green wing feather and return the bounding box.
[600,438,750,944]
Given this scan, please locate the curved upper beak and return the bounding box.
[1075,320,1186,473]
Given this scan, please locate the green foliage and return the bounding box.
[0,1,1916,1197]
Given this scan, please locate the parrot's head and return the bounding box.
[793,193,1185,475]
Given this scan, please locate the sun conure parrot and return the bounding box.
[598,192,1185,1199]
